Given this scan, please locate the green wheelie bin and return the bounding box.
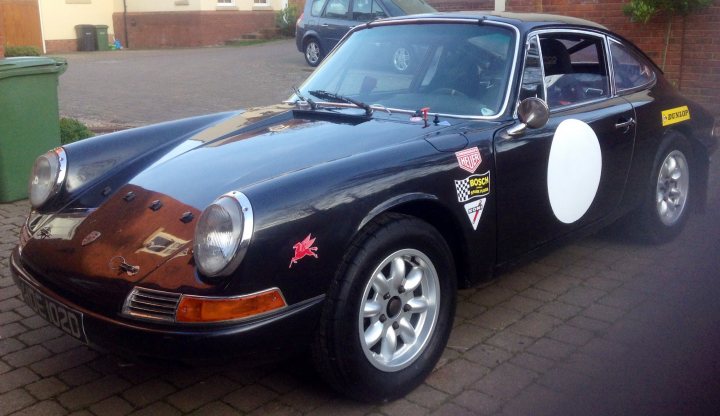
[95,25,110,51]
[0,57,67,202]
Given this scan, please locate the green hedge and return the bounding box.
[60,118,94,145]
[4,45,41,57]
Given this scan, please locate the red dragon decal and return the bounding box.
[289,233,318,268]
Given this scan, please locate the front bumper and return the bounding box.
[10,248,324,362]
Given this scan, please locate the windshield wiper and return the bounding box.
[291,86,317,110]
[308,90,373,117]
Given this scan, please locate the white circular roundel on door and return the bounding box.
[547,119,602,224]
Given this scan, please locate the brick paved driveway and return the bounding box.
[2,42,720,415]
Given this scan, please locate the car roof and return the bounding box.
[380,11,608,32]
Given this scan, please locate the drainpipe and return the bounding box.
[123,0,129,48]
[37,0,47,54]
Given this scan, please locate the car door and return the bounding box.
[318,0,353,52]
[494,30,636,263]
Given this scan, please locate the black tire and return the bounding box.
[304,38,322,67]
[636,130,694,243]
[313,213,456,402]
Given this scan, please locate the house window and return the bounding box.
[254,0,269,4]
[217,0,235,5]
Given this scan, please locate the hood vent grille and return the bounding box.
[122,287,181,322]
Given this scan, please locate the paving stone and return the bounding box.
[496,270,544,292]
[89,396,135,416]
[452,389,503,415]
[538,301,582,320]
[584,276,623,291]
[547,324,594,346]
[599,288,647,310]
[189,401,242,416]
[0,311,22,325]
[567,315,610,332]
[44,336,83,354]
[429,402,476,416]
[0,367,40,394]
[288,398,367,416]
[0,322,26,337]
[500,295,543,314]
[3,344,52,368]
[454,300,486,320]
[526,338,575,361]
[127,402,181,416]
[464,343,513,368]
[562,353,607,377]
[258,371,302,394]
[0,337,25,355]
[223,384,279,413]
[558,286,607,307]
[246,401,301,416]
[472,306,523,331]
[25,377,69,400]
[506,312,561,338]
[379,398,428,415]
[7,400,67,416]
[533,275,579,295]
[537,366,593,393]
[519,287,557,302]
[509,352,556,373]
[485,330,533,354]
[13,306,35,318]
[122,379,177,407]
[425,359,489,395]
[499,383,564,416]
[19,315,49,330]
[278,385,334,413]
[446,323,492,352]
[0,361,10,375]
[472,362,537,400]
[57,375,132,410]
[17,326,65,346]
[0,389,36,415]
[581,338,628,360]
[31,347,99,377]
[405,384,448,409]
[582,303,626,323]
[0,285,20,301]
[468,286,517,307]
[166,375,239,412]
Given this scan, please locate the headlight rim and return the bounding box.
[194,191,254,278]
[29,147,67,209]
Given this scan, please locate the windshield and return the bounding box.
[298,23,517,117]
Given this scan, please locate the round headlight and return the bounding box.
[29,148,66,209]
[194,192,253,277]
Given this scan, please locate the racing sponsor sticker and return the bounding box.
[289,233,319,268]
[464,198,486,230]
[455,147,482,173]
[455,171,490,203]
[661,106,690,126]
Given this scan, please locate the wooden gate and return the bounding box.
[0,0,43,50]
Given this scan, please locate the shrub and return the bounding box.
[60,117,94,145]
[275,5,299,37]
[4,45,41,57]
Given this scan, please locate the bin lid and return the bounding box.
[0,57,68,80]
[95,25,109,29]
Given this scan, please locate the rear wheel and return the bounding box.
[304,38,322,67]
[637,131,693,242]
[313,214,456,402]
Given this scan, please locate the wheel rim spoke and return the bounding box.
[403,266,423,292]
[406,297,429,313]
[363,300,382,318]
[365,321,383,346]
[389,257,406,290]
[371,271,390,294]
[380,327,397,362]
[397,317,417,344]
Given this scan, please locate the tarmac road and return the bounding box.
[0,39,718,415]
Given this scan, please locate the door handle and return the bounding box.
[615,117,636,130]
[321,24,329,27]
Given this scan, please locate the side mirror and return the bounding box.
[508,97,549,136]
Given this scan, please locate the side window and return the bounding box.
[610,40,656,91]
[539,33,609,108]
[351,0,386,21]
[311,0,326,16]
[323,0,349,19]
[519,35,545,102]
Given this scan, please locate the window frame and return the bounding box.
[607,37,657,95]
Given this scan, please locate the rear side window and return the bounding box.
[324,0,349,18]
[610,40,656,91]
[352,0,387,21]
[311,0,326,16]
[539,33,609,108]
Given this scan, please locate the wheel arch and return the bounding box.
[357,193,471,289]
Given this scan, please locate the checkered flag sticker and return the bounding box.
[454,171,491,203]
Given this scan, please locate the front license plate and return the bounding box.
[16,279,88,344]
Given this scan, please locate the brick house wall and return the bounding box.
[430,0,493,11]
[0,15,5,57]
[505,0,720,115]
[112,11,275,49]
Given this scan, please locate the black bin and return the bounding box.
[75,25,98,51]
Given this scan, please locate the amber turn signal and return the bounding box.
[176,288,286,323]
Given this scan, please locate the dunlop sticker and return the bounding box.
[661,106,690,126]
[455,171,490,203]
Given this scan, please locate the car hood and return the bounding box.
[21,104,466,300]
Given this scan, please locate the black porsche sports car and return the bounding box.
[12,12,718,402]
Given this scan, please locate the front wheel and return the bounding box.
[313,214,456,402]
[636,131,693,242]
[304,39,322,67]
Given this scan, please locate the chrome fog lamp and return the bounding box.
[28,148,67,209]
[194,191,253,277]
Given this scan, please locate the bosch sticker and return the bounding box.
[455,171,490,203]
[289,233,318,268]
[464,198,486,230]
[661,106,690,126]
[455,147,482,173]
